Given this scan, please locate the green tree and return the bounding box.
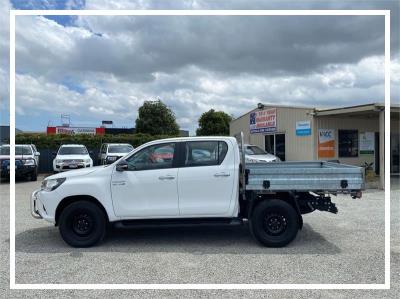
[196,109,232,136]
[135,100,179,135]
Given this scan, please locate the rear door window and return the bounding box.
[184,141,228,167]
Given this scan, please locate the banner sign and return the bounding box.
[296,120,311,136]
[250,108,277,134]
[56,127,96,135]
[359,132,374,154]
[318,129,335,158]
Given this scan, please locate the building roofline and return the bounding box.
[232,103,315,122]
[315,102,400,116]
[231,102,400,123]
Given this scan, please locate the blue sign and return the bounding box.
[296,120,311,136]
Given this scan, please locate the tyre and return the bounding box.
[249,199,299,247]
[58,201,107,247]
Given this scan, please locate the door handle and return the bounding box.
[214,172,230,177]
[158,175,175,180]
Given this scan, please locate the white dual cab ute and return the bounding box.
[31,135,365,248]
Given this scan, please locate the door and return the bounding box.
[111,142,179,217]
[375,132,380,175]
[264,133,286,161]
[275,134,286,161]
[178,140,235,216]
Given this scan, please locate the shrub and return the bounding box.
[15,133,177,150]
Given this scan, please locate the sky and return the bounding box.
[0,0,399,134]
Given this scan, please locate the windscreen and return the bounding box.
[58,146,88,155]
[16,145,33,155]
[108,145,133,153]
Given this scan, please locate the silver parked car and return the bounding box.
[98,143,134,165]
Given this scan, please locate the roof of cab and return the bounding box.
[146,136,237,143]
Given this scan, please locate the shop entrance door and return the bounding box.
[375,132,380,175]
[391,132,400,174]
[265,133,286,161]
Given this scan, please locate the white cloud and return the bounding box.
[8,4,399,132]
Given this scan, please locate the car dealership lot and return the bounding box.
[1,176,399,298]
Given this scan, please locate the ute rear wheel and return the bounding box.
[250,199,299,247]
[59,201,107,247]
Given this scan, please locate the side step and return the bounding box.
[114,217,243,229]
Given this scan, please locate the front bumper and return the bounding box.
[55,162,91,172]
[0,166,10,178]
[16,165,36,177]
[1,165,36,178]
[30,189,55,223]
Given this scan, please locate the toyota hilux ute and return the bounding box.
[31,134,364,248]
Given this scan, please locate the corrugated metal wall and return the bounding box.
[230,106,314,161]
[313,116,380,166]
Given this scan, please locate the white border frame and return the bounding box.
[9,9,391,290]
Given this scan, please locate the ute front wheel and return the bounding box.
[59,201,107,248]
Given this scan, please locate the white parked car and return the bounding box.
[244,144,280,163]
[53,144,93,173]
[98,143,134,165]
[31,136,364,248]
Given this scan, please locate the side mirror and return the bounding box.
[35,152,40,156]
[116,160,129,172]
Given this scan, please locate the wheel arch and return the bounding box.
[55,195,109,226]
[248,192,303,229]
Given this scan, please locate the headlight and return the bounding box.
[41,178,66,192]
[55,159,62,164]
[107,156,117,161]
[84,158,92,163]
[22,159,36,166]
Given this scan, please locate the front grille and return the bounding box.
[62,159,84,163]
[62,165,85,170]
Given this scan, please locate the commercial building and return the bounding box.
[230,103,400,189]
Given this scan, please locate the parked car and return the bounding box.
[0,144,40,181]
[53,144,93,173]
[31,135,364,248]
[98,143,134,165]
[243,144,280,163]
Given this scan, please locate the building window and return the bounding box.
[339,130,358,157]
